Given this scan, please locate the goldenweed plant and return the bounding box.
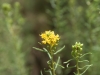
[33,30,92,75]
[64,42,92,75]
[33,30,65,75]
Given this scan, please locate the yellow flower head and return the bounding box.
[40,30,60,47]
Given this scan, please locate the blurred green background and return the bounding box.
[0,0,100,75]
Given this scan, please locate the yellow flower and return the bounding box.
[40,30,60,47]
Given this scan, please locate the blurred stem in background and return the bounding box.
[84,0,100,75]
[0,2,27,75]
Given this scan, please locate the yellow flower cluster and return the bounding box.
[40,30,60,47]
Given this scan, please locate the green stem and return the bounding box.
[76,59,80,75]
[50,46,56,75]
[51,55,55,75]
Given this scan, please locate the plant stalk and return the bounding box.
[50,46,56,75]
[76,59,80,75]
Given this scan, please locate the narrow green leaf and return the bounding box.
[43,48,51,59]
[38,42,42,45]
[79,64,93,70]
[81,64,93,75]
[80,52,92,58]
[55,56,60,70]
[33,47,44,52]
[78,60,89,63]
[58,64,65,68]
[64,59,74,64]
[43,48,48,52]
[54,45,65,54]
[73,72,77,75]
[47,60,50,64]
[66,64,76,68]
[66,63,69,68]
[45,69,52,75]
[40,71,43,75]
[49,70,52,75]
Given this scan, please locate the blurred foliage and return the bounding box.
[0,0,100,75]
[0,2,28,75]
[46,0,100,75]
